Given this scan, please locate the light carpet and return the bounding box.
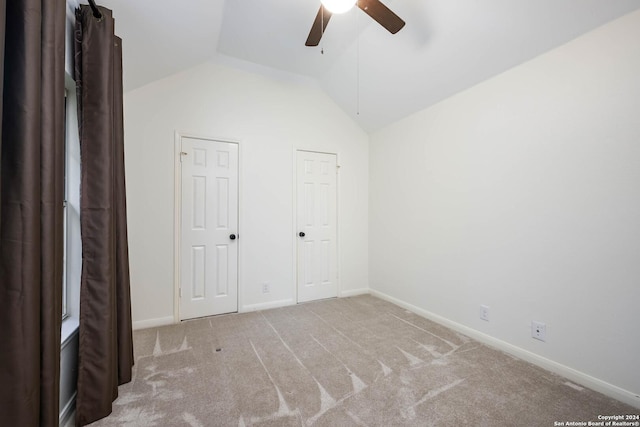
[88,295,636,426]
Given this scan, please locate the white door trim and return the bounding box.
[293,149,341,303]
[174,131,242,322]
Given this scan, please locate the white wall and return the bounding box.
[124,61,369,327]
[369,10,640,406]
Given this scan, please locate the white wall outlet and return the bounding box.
[532,321,546,342]
[480,305,490,321]
[262,282,270,293]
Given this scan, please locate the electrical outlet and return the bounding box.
[532,321,546,342]
[262,282,270,293]
[480,305,490,321]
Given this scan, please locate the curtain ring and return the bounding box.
[88,0,104,22]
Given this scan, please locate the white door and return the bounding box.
[296,151,338,303]
[180,137,238,319]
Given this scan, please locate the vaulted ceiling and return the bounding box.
[96,0,640,132]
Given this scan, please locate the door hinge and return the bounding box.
[179,151,188,162]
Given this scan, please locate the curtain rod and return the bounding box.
[88,0,103,20]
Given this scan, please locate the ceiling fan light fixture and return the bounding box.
[320,0,356,14]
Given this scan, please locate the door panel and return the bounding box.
[297,151,338,302]
[181,137,238,319]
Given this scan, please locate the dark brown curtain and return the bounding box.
[0,0,5,147]
[0,0,66,426]
[74,6,133,426]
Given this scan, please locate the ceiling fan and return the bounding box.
[305,0,405,47]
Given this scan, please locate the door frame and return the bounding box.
[174,131,242,322]
[293,149,341,303]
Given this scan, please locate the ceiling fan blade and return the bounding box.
[357,0,405,34]
[306,6,333,46]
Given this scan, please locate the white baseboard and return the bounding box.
[133,316,175,330]
[240,298,295,313]
[132,292,367,327]
[240,290,370,311]
[369,289,640,409]
[339,288,370,298]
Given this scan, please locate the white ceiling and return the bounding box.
[97,0,640,132]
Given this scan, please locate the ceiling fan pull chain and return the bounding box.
[321,6,324,54]
[356,1,360,115]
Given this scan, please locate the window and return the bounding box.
[61,73,81,330]
[62,90,69,319]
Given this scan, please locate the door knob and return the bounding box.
[299,232,305,237]
[229,234,236,240]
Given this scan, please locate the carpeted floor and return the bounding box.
[89,295,636,426]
